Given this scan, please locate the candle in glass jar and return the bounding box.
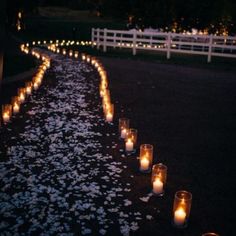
[106,112,113,122]
[13,103,20,114]
[174,208,186,226]
[140,157,149,171]
[125,139,134,152]
[121,128,127,139]
[3,112,10,123]
[153,178,163,195]
[19,93,25,103]
[26,86,32,95]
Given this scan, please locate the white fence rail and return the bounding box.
[91,28,236,62]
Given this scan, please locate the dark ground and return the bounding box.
[0,51,236,235]
[98,57,236,236]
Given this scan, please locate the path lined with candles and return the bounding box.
[0,48,147,235]
[0,40,221,236]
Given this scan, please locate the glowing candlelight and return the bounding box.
[74,51,78,58]
[119,118,130,139]
[151,163,167,196]
[139,144,153,172]
[125,138,134,152]
[172,190,192,228]
[153,178,164,195]
[3,112,10,123]
[2,105,12,124]
[19,93,25,102]
[121,128,127,139]
[106,112,113,122]
[13,103,20,114]
[174,208,186,226]
[140,157,149,171]
[26,82,32,95]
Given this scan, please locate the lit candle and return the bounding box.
[13,103,20,114]
[140,157,149,171]
[153,178,163,195]
[174,208,186,226]
[121,128,127,139]
[19,93,25,103]
[33,82,39,90]
[125,139,134,152]
[26,86,32,95]
[3,112,10,123]
[106,112,113,122]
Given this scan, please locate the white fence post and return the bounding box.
[133,30,137,55]
[113,32,116,48]
[96,28,100,50]
[91,29,236,60]
[167,32,171,59]
[91,28,94,48]
[103,28,107,52]
[207,34,213,63]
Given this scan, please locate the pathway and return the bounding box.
[0,53,144,236]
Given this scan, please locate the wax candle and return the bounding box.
[26,86,32,95]
[33,82,39,90]
[106,112,113,122]
[3,112,10,123]
[126,139,134,152]
[19,93,25,103]
[140,157,149,171]
[153,178,164,195]
[174,208,186,226]
[121,128,127,139]
[13,103,20,114]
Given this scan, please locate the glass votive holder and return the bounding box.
[86,55,91,63]
[202,233,219,236]
[172,190,192,228]
[105,104,114,123]
[81,53,86,61]
[102,90,111,104]
[18,88,26,103]
[100,79,108,89]
[69,50,73,57]
[74,51,79,58]
[12,97,20,115]
[119,118,130,139]
[25,82,32,95]
[151,163,167,195]
[94,62,99,68]
[139,144,153,173]
[125,128,138,152]
[2,104,12,124]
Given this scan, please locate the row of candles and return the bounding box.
[24,39,168,54]
[46,40,219,235]
[47,45,114,123]
[24,39,96,48]
[118,118,191,228]
[1,45,51,126]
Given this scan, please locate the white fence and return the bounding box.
[91,28,236,62]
